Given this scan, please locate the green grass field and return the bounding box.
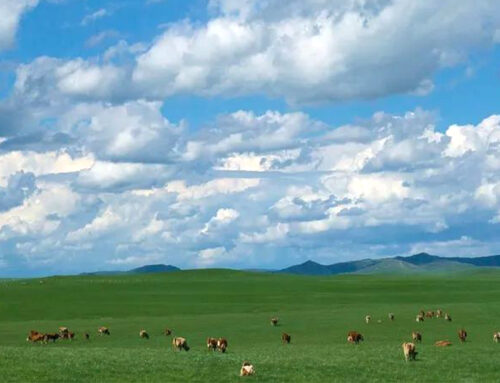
[1,269,500,382]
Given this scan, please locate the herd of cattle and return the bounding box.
[25,311,500,376]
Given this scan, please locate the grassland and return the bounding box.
[0,269,500,382]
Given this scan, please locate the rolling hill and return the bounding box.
[278,252,499,275]
[80,264,180,276]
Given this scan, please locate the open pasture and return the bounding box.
[0,269,500,382]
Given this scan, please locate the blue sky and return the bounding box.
[1,0,500,276]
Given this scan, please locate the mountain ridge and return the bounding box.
[277,253,500,275]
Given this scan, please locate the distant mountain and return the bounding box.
[81,264,180,276]
[278,252,498,276]
[129,264,180,273]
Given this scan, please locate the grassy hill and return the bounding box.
[1,270,500,382]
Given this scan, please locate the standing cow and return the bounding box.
[347,331,363,344]
[402,342,417,361]
[98,327,110,335]
[207,337,218,351]
[172,337,190,351]
[271,317,279,326]
[282,333,291,344]
[412,331,422,343]
[493,332,500,343]
[365,315,371,324]
[217,338,228,353]
[458,329,467,342]
[139,330,149,339]
[388,313,395,321]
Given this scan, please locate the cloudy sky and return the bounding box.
[1,0,500,276]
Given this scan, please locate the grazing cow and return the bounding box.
[240,362,255,376]
[388,313,395,321]
[98,327,110,335]
[172,337,190,351]
[217,338,228,353]
[435,340,452,347]
[282,333,291,344]
[493,332,500,343]
[85,333,90,340]
[61,331,75,340]
[58,327,69,335]
[416,314,424,322]
[458,329,467,342]
[271,317,279,326]
[402,342,417,362]
[139,330,149,339]
[436,309,443,318]
[412,332,422,343]
[43,333,60,343]
[425,311,434,318]
[347,331,363,344]
[26,330,44,343]
[207,337,218,351]
[164,328,172,336]
[365,315,371,324]
[444,314,452,322]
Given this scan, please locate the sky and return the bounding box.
[1,0,500,276]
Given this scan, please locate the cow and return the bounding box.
[217,338,228,353]
[388,313,395,321]
[98,327,110,335]
[347,331,363,344]
[172,337,190,351]
[416,314,424,322]
[458,329,467,342]
[435,340,452,347]
[282,333,291,344]
[425,311,434,318]
[26,330,44,343]
[240,362,255,376]
[444,314,452,322]
[493,332,500,343]
[402,342,417,362]
[436,309,443,318]
[271,317,279,326]
[43,333,60,343]
[419,310,425,317]
[85,333,90,340]
[58,327,69,335]
[207,337,218,351]
[139,330,149,339]
[365,315,371,324]
[61,331,75,340]
[412,331,422,343]
[164,328,172,336]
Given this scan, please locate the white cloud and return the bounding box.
[81,8,109,26]
[0,0,38,51]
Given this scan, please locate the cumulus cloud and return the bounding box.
[10,1,500,104]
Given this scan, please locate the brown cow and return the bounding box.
[435,340,452,347]
[425,311,434,318]
[282,332,291,344]
[207,337,218,351]
[27,330,44,343]
[61,331,75,340]
[43,333,60,343]
[444,314,452,322]
[402,342,417,361]
[416,314,424,322]
[217,338,228,353]
[388,313,395,321]
[493,332,500,343]
[164,328,172,336]
[412,331,422,343]
[347,331,363,344]
[98,327,110,335]
[139,330,149,339]
[271,317,279,326]
[172,337,190,351]
[458,329,467,342]
[240,362,255,376]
